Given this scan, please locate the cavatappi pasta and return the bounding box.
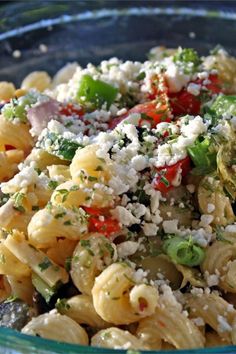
[1,46,236,351]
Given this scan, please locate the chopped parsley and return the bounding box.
[38,257,53,272]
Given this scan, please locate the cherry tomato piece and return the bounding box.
[153,156,191,194]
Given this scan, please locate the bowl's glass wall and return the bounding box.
[1,1,236,353]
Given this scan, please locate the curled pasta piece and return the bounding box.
[4,230,68,287]
[70,144,111,184]
[6,275,34,305]
[21,71,51,92]
[57,294,109,328]
[0,275,11,302]
[136,315,162,350]
[201,233,236,292]
[185,292,236,341]
[47,164,71,182]
[0,149,24,181]
[206,331,231,347]
[0,116,33,153]
[198,175,234,226]
[71,235,117,294]
[46,238,77,267]
[204,51,236,93]
[91,327,147,350]
[22,311,88,345]
[0,241,30,277]
[92,263,158,325]
[51,180,113,209]
[52,62,78,87]
[28,204,88,247]
[0,81,15,101]
[25,148,68,171]
[137,297,205,349]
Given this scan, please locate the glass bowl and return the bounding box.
[1,1,236,353]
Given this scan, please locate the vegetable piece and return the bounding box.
[4,232,68,287]
[59,103,84,117]
[2,92,39,123]
[83,207,120,237]
[0,299,33,330]
[187,137,217,175]
[169,90,201,116]
[77,74,118,109]
[169,74,221,117]
[163,236,205,267]
[210,95,236,116]
[173,48,202,74]
[109,97,170,129]
[27,99,59,136]
[38,131,83,161]
[32,272,58,303]
[129,98,171,128]
[153,156,191,194]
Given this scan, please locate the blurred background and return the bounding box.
[0,0,236,85]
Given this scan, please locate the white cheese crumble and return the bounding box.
[117,241,139,258]
[217,315,232,333]
[162,219,178,234]
[187,83,201,96]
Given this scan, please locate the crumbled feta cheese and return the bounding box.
[142,223,158,236]
[192,317,205,326]
[1,166,39,194]
[130,155,148,171]
[112,206,139,226]
[199,214,214,227]
[207,203,215,213]
[162,219,178,234]
[164,59,190,93]
[187,83,201,96]
[225,224,236,233]
[186,184,195,194]
[217,315,232,333]
[117,241,139,258]
[205,272,220,287]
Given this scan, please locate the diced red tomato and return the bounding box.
[153,156,191,194]
[59,103,84,117]
[83,207,120,237]
[169,74,222,117]
[88,216,120,237]
[109,96,171,130]
[169,90,201,116]
[196,74,222,94]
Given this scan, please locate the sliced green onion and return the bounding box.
[163,236,205,267]
[77,74,118,109]
[210,95,236,116]
[32,272,59,303]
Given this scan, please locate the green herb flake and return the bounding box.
[48,180,59,190]
[88,176,98,182]
[63,220,72,226]
[56,298,70,311]
[95,165,104,171]
[55,212,66,219]
[56,189,69,202]
[65,256,72,272]
[13,192,26,213]
[38,257,53,272]
[80,239,95,256]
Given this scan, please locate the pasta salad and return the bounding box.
[0,46,236,351]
